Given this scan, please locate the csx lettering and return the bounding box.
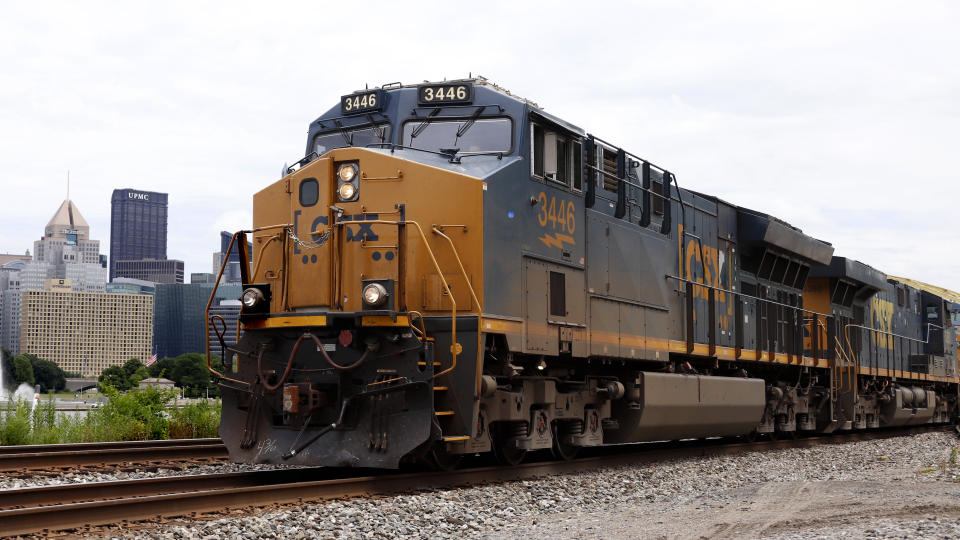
[684,239,734,331]
[871,297,894,348]
[345,223,378,243]
[536,192,576,234]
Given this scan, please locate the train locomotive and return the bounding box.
[207,78,960,469]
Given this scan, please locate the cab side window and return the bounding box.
[531,122,582,191]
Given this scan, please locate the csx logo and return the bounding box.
[128,193,149,200]
[294,211,379,256]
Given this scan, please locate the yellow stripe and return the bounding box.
[361,315,410,327]
[243,315,327,329]
[482,317,524,333]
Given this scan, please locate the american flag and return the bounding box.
[146,348,158,366]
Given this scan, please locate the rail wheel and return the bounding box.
[492,422,527,466]
[427,442,462,471]
[551,421,580,461]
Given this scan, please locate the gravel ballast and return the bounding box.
[0,461,299,491]
[57,430,960,539]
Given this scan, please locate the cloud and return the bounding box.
[1,0,958,291]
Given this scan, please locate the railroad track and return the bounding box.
[0,426,952,537]
[0,438,227,474]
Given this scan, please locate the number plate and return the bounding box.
[417,83,473,105]
[340,90,384,115]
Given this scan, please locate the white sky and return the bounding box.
[1,1,958,291]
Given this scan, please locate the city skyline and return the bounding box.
[1,2,958,291]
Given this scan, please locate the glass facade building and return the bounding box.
[110,189,168,281]
[114,258,184,284]
[153,283,241,360]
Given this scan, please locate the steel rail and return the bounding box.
[0,438,221,455]
[0,426,949,537]
[0,439,226,472]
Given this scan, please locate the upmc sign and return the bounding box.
[128,192,150,201]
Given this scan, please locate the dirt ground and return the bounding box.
[486,478,960,539]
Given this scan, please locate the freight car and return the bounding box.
[207,78,959,469]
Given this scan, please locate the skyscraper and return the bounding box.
[24,199,108,292]
[212,231,252,284]
[110,189,168,281]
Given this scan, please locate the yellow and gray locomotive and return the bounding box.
[209,79,960,468]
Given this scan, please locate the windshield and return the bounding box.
[312,124,392,155]
[401,118,512,153]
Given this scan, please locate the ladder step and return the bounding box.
[433,386,448,391]
[435,411,455,416]
[417,361,442,367]
[442,436,470,442]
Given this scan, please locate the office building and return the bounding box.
[113,258,184,284]
[208,300,242,360]
[153,283,241,359]
[212,231,252,284]
[25,199,107,293]
[190,272,216,284]
[0,252,32,266]
[109,189,168,281]
[0,262,25,355]
[20,279,154,377]
[106,277,156,296]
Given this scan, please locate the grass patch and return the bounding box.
[0,386,220,445]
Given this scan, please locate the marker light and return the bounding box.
[362,282,388,307]
[338,182,357,200]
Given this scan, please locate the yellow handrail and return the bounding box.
[205,230,251,386]
[332,219,463,379]
[431,226,484,388]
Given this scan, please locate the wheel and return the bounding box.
[550,422,580,461]
[492,423,527,466]
[427,442,463,471]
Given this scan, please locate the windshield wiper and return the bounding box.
[410,108,441,140]
[333,119,352,146]
[455,107,485,139]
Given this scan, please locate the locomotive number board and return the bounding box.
[417,83,473,105]
[341,90,384,115]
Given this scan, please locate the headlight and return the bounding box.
[336,162,359,202]
[338,163,357,182]
[362,283,388,307]
[241,288,265,309]
[338,182,356,200]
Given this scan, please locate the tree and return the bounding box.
[23,356,65,392]
[122,358,145,377]
[130,366,150,386]
[147,357,175,379]
[11,355,35,386]
[98,365,131,392]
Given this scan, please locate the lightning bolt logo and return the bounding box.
[539,232,575,249]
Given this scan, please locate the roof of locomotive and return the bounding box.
[887,275,960,304]
[304,78,583,157]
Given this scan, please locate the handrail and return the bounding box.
[431,226,483,382]
[331,218,467,379]
[204,230,252,386]
[665,275,831,317]
[841,322,944,381]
